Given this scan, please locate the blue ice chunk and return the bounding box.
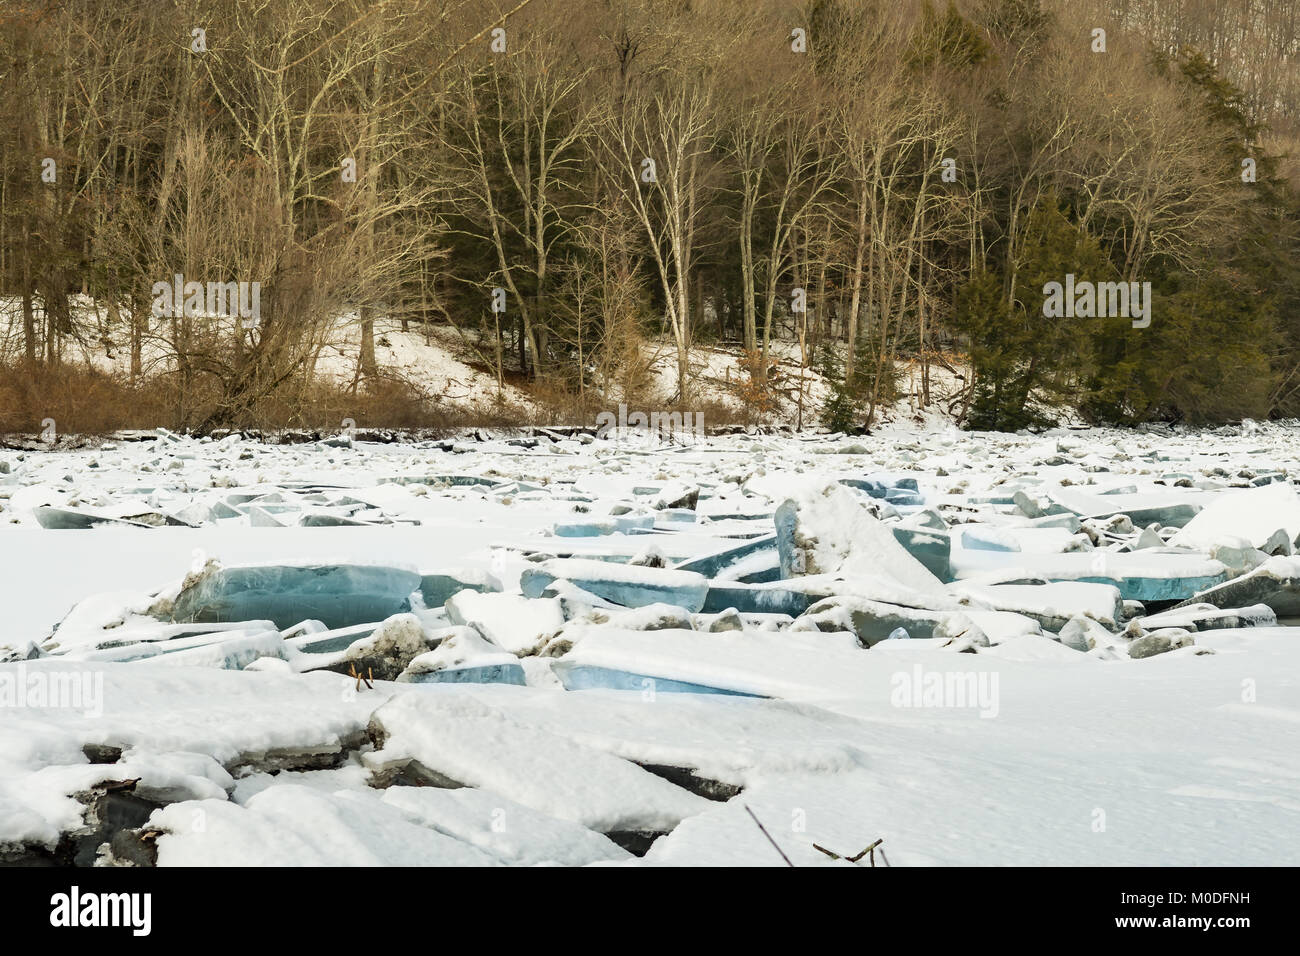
[656,509,698,524]
[82,626,285,669]
[419,570,502,609]
[968,494,1019,505]
[403,663,526,686]
[168,564,421,630]
[553,662,764,697]
[701,510,775,521]
[886,627,910,640]
[960,528,1021,552]
[553,521,614,537]
[892,527,951,580]
[701,582,818,616]
[674,534,777,577]
[838,478,888,498]
[553,514,655,537]
[884,490,924,506]
[34,507,149,530]
[736,560,782,584]
[521,559,709,612]
[285,622,378,654]
[1075,572,1227,603]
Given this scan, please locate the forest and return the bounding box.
[1,0,1298,432]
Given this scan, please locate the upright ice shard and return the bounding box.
[774,482,945,594]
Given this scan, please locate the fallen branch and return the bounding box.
[348,663,374,692]
[812,837,885,866]
[744,805,794,867]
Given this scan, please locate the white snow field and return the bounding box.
[2,419,1300,866]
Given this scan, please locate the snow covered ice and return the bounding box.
[3,421,1300,866]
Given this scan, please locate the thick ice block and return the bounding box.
[168,563,420,631]
[521,559,709,613]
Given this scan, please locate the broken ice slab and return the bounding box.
[210,501,243,520]
[961,610,1045,643]
[1135,603,1276,632]
[247,506,286,527]
[652,481,701,510]
[419,569,503,609]
[1012,490,1070,518]
[553,514,655,537]
[1014,512,1082,532]
[140,786,501,866]
[291,613,437,680]
[891,527,951,582]
[392,626,526,685]
[284,622,378,655]
[569,603,696,633]
[445,591,564,655]
[703,572,963,617]
[1076,555,1228,603]
[960,527,1021,551]
[380,785,632,866]
[838,474,920,501]
[774,483,945,594]
[951,552,1228,603]
[967,492,1020,506]
[654,508,699,525]
[900,508,949,531]
[958,524,1088,554]
[795,595,980,646]
[838,478,888,498]
[554,627,890,701]
[78,626,286,669]
[171,501,214,526]
[700,582,816,616]
[167,563,421,631]
[553,662,764,697]
[673,534,777,578]
[364,692,710,835]
[731,553,782,584]
[34,506,151,530]
[884,489,925,507]
[520,559,710,613]
[40,581,280,654]
[1175,556,1300,615]
[951,581,1124,631]
[1168,482,1300,552]
[1047,487,1206,528]
[401,663,527,686]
